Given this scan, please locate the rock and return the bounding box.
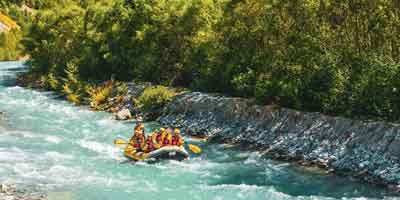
[109,106,120,113]
[0,184,15,196]
[115,109,132,120]
[0,183,7,193]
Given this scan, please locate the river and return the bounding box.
[0,61,398,200]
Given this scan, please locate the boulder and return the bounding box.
[115,109,132,120]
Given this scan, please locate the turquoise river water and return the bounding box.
[0,61,399,200]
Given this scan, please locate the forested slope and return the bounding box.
[12,0,400,121]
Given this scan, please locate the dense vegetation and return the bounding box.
[0,29,22,60]
[0,1,28,61]
[7,0,400,121]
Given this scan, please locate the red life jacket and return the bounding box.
[148,143,154,151]
[163,138,170,145]
[145,139,155,152]
[133,142,140,149]
[171,136,178,146]
[156,134,163,143]
[136,135,145,143]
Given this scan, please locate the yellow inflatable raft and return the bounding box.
[124,145,190,161]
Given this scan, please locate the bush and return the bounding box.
[41,72,60,91]
[0,29,22,61]
[61,62,84,105]
[255,65,303,109]
[138,86,175,112]
[85,81,113,110]
[115,82,128,96]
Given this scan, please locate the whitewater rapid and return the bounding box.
[0,62,398,200]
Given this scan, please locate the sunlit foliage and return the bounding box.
[13,0,400,121]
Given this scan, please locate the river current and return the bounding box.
[0,61,398,200]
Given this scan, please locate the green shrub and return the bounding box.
[255,65,303,109]
[85,81,113,110]
[138,86,175,112]
[0,29,22,61]
[116,82,128,96]
[61,62,84,104]
[41,72,60,91]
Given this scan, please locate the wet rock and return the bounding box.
[0,183,8,193]
[0,184,46,200]
[115,108,132,120]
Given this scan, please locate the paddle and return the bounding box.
[114,138,130,148]
[187,144,202,154]
[113,138,202,154]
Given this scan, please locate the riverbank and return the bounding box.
[110,84,400,191]
[158,92,400,191]
[15,73,400,192]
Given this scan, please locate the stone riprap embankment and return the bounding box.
[157,92,400,189]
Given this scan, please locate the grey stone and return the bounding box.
[115,108,132,120]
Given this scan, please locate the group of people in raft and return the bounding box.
[124,120,184,155]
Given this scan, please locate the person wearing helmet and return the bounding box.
[162,128,173,146]
[127,122,145,151]
[125,128,143,155]
[142,137,156,153]
[150,128,166,150]
[171,128,184,146]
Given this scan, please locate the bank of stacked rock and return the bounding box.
[157,92,400,189]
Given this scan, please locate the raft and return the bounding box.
[124,145,190,161]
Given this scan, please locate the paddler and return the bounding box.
[127,118,145,152]
[142,137,156,153]
[171,128,184,146]
[161,128,173,146]
[150,128,166,150]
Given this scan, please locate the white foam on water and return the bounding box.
[77,140,121,160]
[0,147,27,162]
[13,163,37,177]
[94,118,127,134]
[205,183,262,191]
[46,103,89,119]
[44,151,74,162]
[244,152,262,165]
[199,184,278,200]
[168,158,220,173]
[96,118,117,127]
[9,162,134,189]
[45,135,62,144]
[3,130,63,144]
[160,158,220,179]
[235,152,252,159]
